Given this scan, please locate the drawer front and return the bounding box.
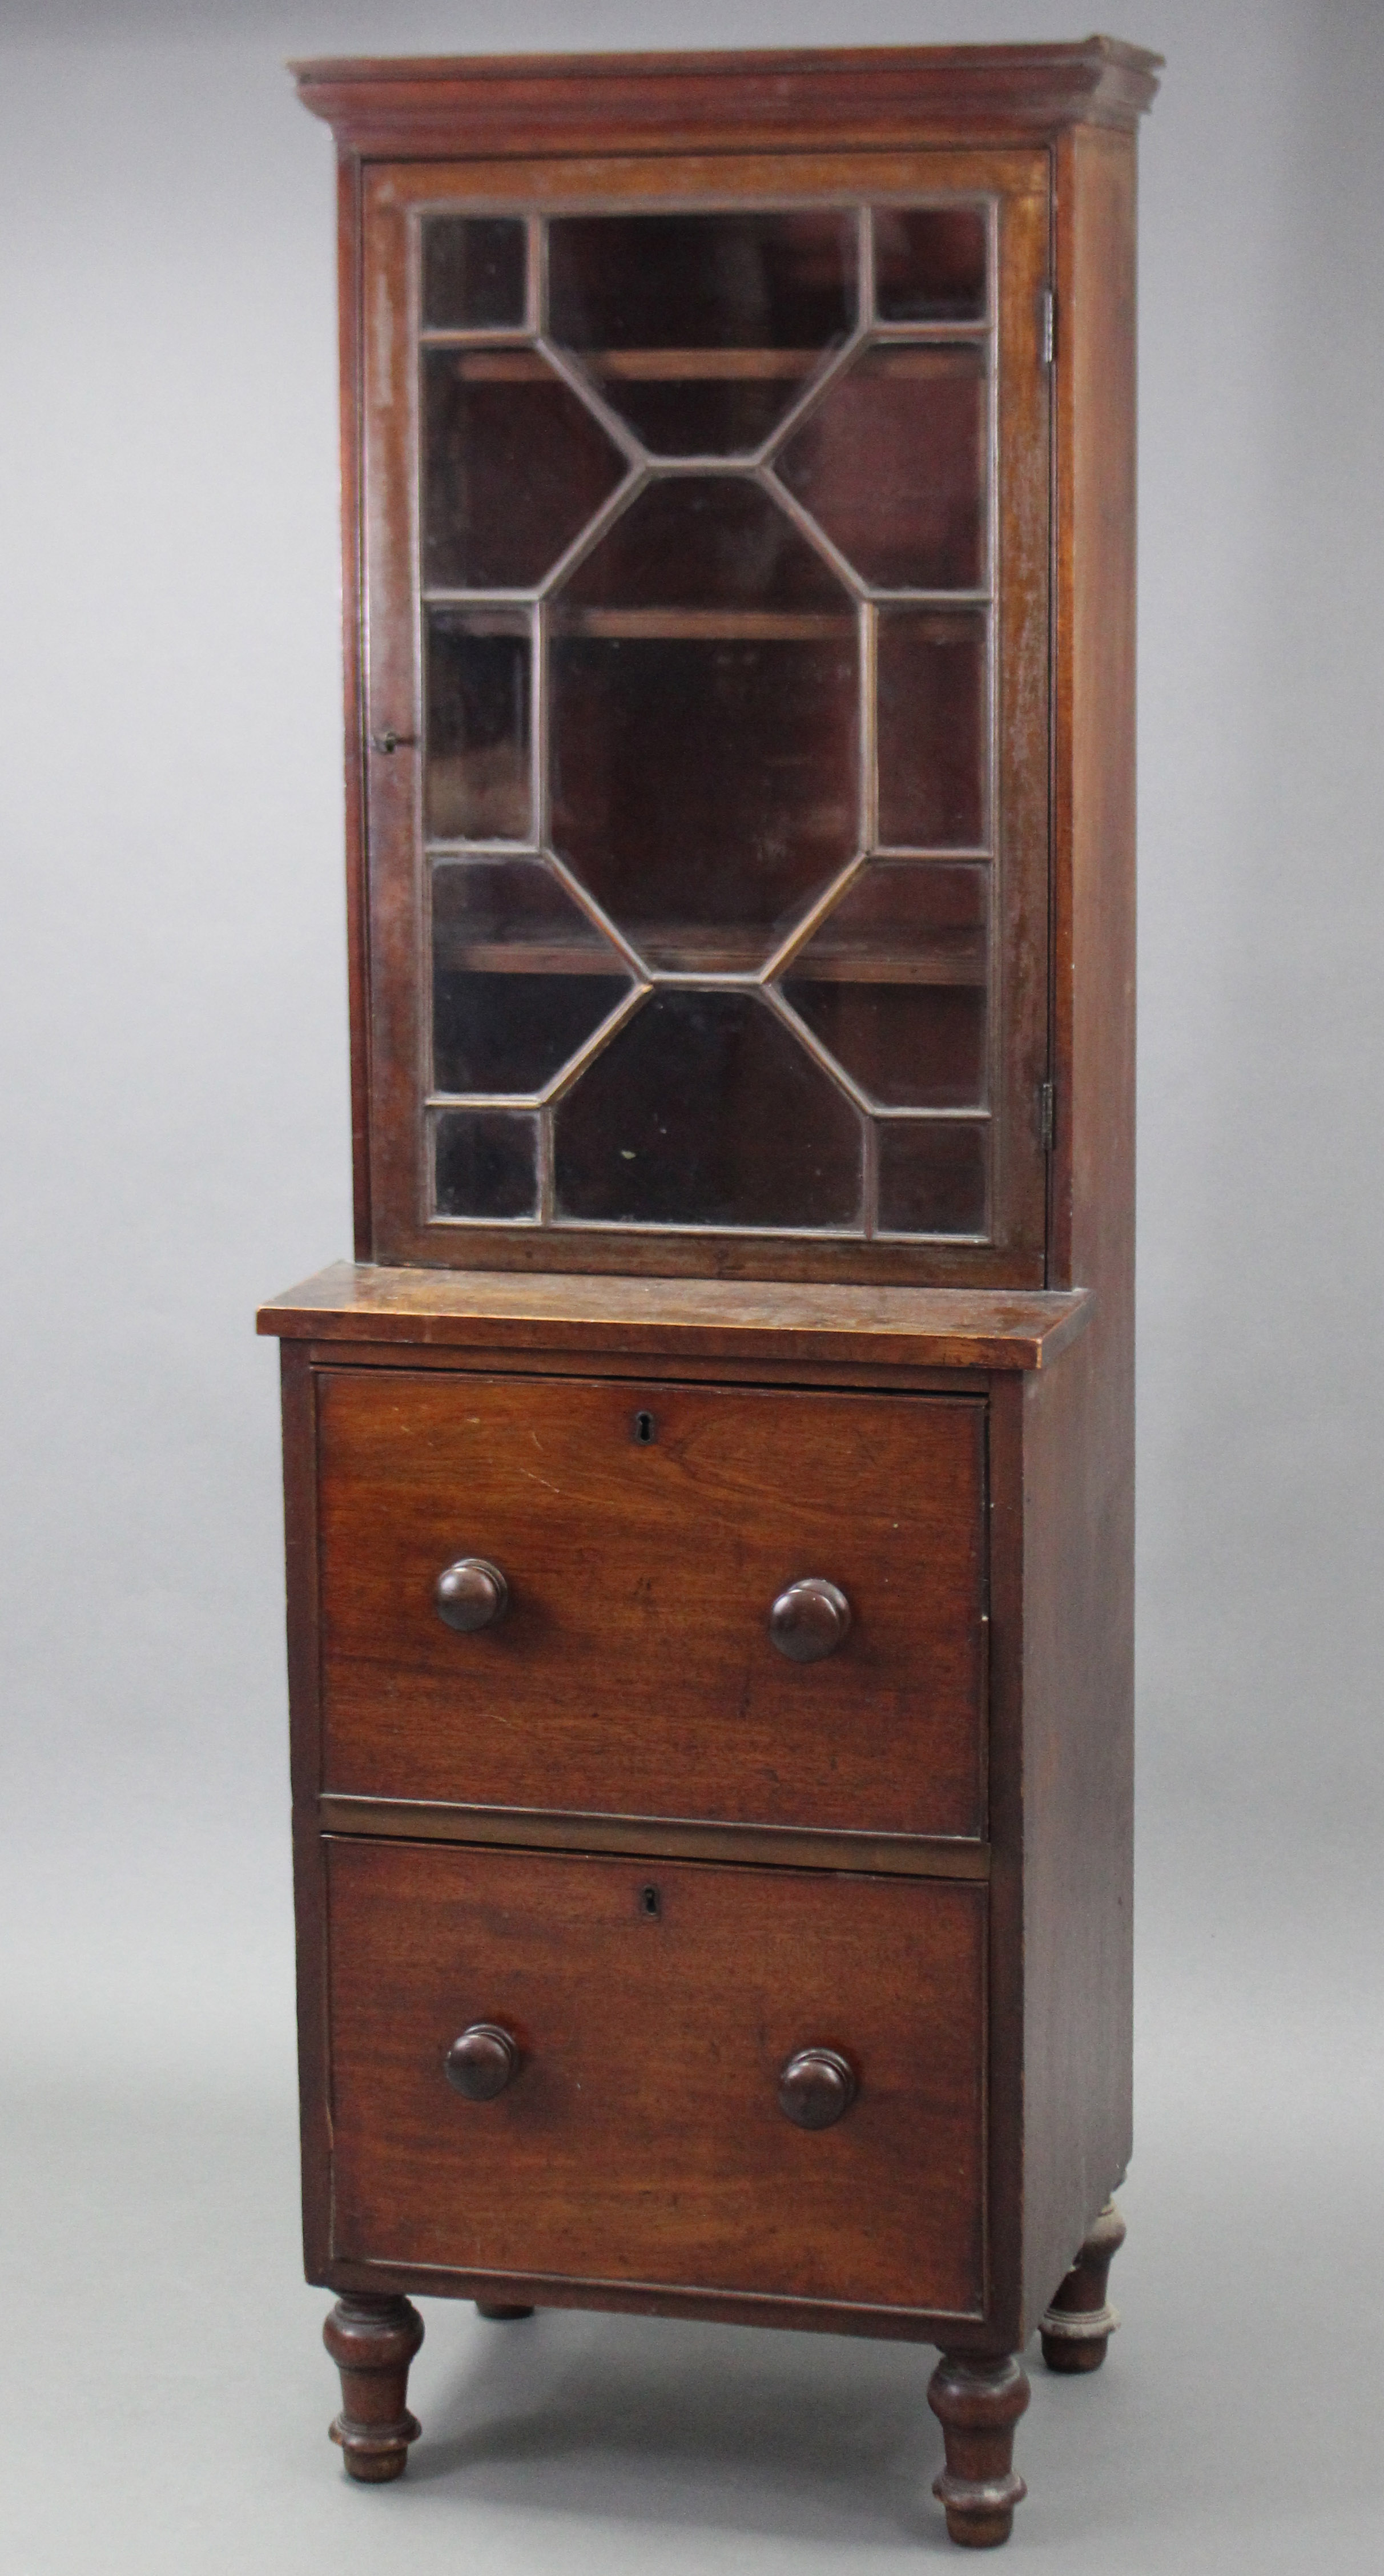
[326,1838,986,2316]
[317,1371,986,1840]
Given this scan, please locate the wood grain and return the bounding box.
[316,1796,990,1880]
[1040,2197,1125,2372]
[271,46,1157,2474]
[347,138,1052,1287]
[334,149,372,1262]
[322,2293,423,2481]
[280,1345,333,2281]
[927,2349,1029,2546]
[293,42,1162,159]
[258,1261,1094,1373]
[324,1837,987,2315]
[316,1368,987,1839]
[1020,122,1138,2333]
[313,2257,996,2344]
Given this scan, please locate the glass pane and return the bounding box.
[423,217,527,330]
[426,611,529,842]
[423,348,626,590]
[777,345,986,590]
[549,210,855,455]
[557,476,846,613]
[877,611,986,847]
[432,859,631,1094]
[874,207,987,322]
[876,1121,987,1235]
[576,354,828,461]
[782,863,988,1107]
[434,1108,538,1219]
[550,634,858,971]
[554,991,862,1229]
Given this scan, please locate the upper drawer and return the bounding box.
[316,1369,986,1840]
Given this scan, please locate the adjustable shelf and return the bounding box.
[431,932,988,986]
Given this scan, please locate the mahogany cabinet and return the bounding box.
[260,37,1158,2548]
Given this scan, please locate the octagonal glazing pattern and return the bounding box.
[553,990,862,1231]
[432,859,633,1098]
[779,863,988,1109]
[548,209,856,456]
[423,347,628,590]
[775,343,987,591]
[551,475,856,970]
[417,201,997,1241]
[557,475,847,614]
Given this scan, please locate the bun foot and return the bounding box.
[1041,2199,1126,2373]
[475,2300,536,2320]
[324,2293,424,2481]
[927,2351,1029,2547]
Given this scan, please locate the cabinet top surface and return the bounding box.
[258,1261,1092,1372]
[292,38,1161,150]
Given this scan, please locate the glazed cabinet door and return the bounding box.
[356,147,1050,1285]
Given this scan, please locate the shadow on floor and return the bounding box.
[408,2301,948,2549]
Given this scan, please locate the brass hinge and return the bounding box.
[1039,1081,1056,1150]
[1041,287,1057,368]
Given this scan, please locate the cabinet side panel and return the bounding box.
[981,1372,1027,2349]
[335,151,372,1261]
[1022,123,1136,2327]
[1049,122,1137,1303]
[281,1345,332,2279]
[1018,1350,1133,2332]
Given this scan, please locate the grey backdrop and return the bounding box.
[2,3,1381,2569]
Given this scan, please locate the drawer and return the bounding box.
[325,1837,986,2316]
[316,1371,986,1840]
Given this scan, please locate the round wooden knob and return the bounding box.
[769,1577,851,1663]
[444,2023,520,2101]
[435,1557,508,1632]
[778,2047,856,2130]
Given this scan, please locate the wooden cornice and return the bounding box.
[291,38,1163,159]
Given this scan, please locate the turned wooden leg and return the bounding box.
[927,2351,1029,2548]
[323,2293,424,2482]
[1040,2199,1126,2374]
[475,2300,535,2321]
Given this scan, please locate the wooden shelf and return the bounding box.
[427,345,828,383]
[585,347,822,380]
[432,929,987,985]
[429,343,974,390]
[433,940,633,977]
[552,607,854,641]
[785,936,985,987]
[432,348,551,380]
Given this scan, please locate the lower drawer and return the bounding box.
[324,1837,987,2318]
